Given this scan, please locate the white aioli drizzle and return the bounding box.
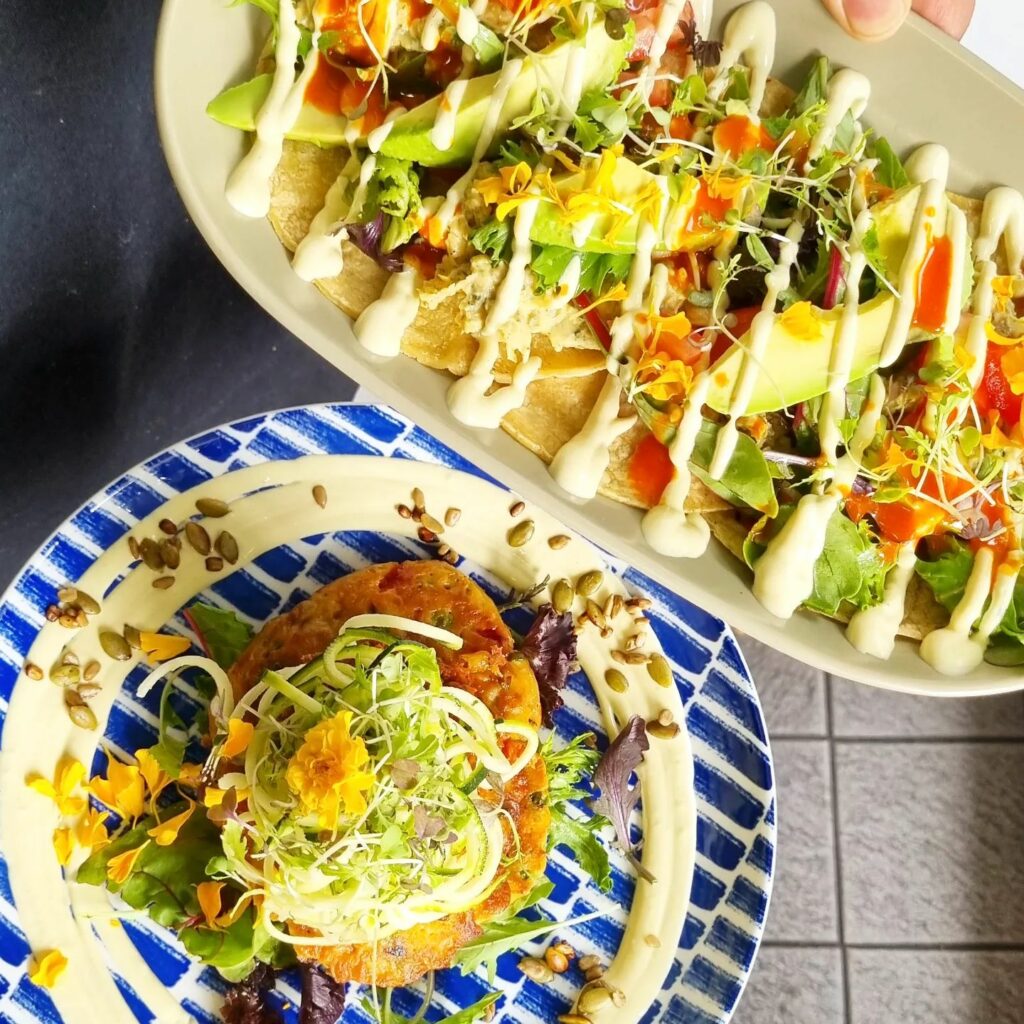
[429,78,470,152]
[421,7,444,50]
[292,153,361,281]
[807,69,870,163]
[447,199,542,427]
[226,0,317,217]
[919,548,995,675]
[0,457,692,1024]
[353,267,421,356]
[846,542,917,660]
[707,1,775,116]
[636,0,690,102]
[455,4,479,44]
[366,111,400,153]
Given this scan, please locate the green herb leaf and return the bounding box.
[792,56,830,114]
[870,136,910,190]
[186,603,254,669]
[745,233,774,271]
[470,219,512,262]
[149,680,189,779]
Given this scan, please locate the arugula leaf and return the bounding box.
[870,136,910,190]
[181,913,258,973]
[186,603,253,669]
[547,814,610,892]
[792,56,831,114]
[470,219,512,262]
[360,991,500,1024]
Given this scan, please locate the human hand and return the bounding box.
[820,0,975,40]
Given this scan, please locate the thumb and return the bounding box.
[820,0,912,40]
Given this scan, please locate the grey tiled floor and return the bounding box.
[732,635,1024,1024]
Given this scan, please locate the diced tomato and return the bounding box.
[316,0,391,67]
[629,434,675,507]
[845,492,948,544]
[975,341,1023,426]
[628,13,659,61]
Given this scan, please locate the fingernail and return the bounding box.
[841,0,910,38]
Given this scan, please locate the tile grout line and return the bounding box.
[759,939,1024,952]
[825,673,854,1024]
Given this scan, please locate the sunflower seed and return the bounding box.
[216,531,239,565]
[184,521,211,555]
[57,586,78,604]
[418,526,437,544]
[77,682,102,699]
[123,625,142,650]
[76,590,101,615]
[577,954,601,972]
[647,654,673,688]
[205,556,224,572]
[584,965,606,983]
[411,486,426,508]
[100,630,131,660]
[139,538,164,571]
[507,519,535,547]
[50,663,80,685]
[552,579,574,614]
[658,709,674,727]
[600,626,611,639]
[397,504,413,519]
[576,570,603,597]
[633,616,651,630]
[444,507,461,527]
[558,1015,592,1024]
[610,649,627,664]
[624,633,646,651]
[509,499,526,517]
[437,543,451,558]
[158,518,178,535]
[160,540,181,570]
[312,484,328,509]
[625,596,652,611]
[610,594,623,619]
[585,599,607,630]
[610,989,626,1009]
[605,668,628,693]
[647,719,680,740]
[65,696,97,731]
[58,612,79,629]
[24,661,43,681]
[74,607,88,628]
[552,941,575,959]
[621,650,649,665]
[152,576,175,590]
[420,512,444,535]
[544,947,569,974]
[483,1003,496,1023]
[45,604,60,622]
[83,660,100,682]
[577,984,612,1014]
[518,957,553,983]
[547,533,570,549]
[61,651,79,666]
[127,536,141,560]
[196,497,230,518]
[443,548,459,565]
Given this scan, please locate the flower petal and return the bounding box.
[147,803,194,846]
[221,719,255,760]
[107,841,150,884]
[29,949,68,989]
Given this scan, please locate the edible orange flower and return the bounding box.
[177,762,204,787]
[135,748,170,807]
[75,807,110,851]
[139,632,191,663]
[29,949,68,989]
[197,881,225,929]
[221,719,254,760]
[474,162,535,220]
[107,841,150,884]
[147,801,194,846]
[203,787,228,808]
[27,757,86,817]
[778,301,824,343]
[286,711,374,827]
[89,756,146,821]
[1000,346,1024,395]
[634,349,695,402]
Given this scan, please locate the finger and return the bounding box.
[820,0,912,41]
[912,0,975,38]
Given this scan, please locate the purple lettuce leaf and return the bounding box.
[591,715,655,882]
[223,963,282,1024]
[521,604,578,725]
[346,213,405,273]
[298,965,347,1024]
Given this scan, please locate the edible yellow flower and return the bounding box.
[135,748,170,807]
[982,421,1013,450]
[29,949,68,989]
[177,762,204,787]
[953,342,976,373]
[635,349,695,403]
[1000,346,1024,395]
[778,301,825,343]
[75,807,110,851]
[107,841,149,885]
[203,787,228,807]
[27,757,86,817]
[221,719,254,760]
[52,828,74,867]
[196,881,225,929]
[90,757,146,822]
[139,632,191,663]
[286,711,375,827]
[147,801,194,846]
[474,162,535,220]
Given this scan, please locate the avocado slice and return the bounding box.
[378,19,630,167]
[206,73,352,146]
[704,184,973,415]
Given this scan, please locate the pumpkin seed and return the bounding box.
[57,586,77,604]
[77,682,102,699]
[65,697,97,731]
[584,965,606,983]
[152,576,175,590]
[551,941,575,959]
[216,531,239,565]
[509,499,526,517]
[24,662,43,681]
[444,507,461,527]
[577,955,601,972]
[647,654,673,688]
[160,540,181,570]
[605,668,628,693]
[123,625,142,650]
[127,536,141,560]
[544,947,569,974]
[312,484,328,509]
[585,599,607,630]
[100,630,131,661]
[518,957,553,983]
[139,538,164,571]
[576,570,603,597]
[185,521,212,555]
[158,518,178,535]
[420,512,444,535]
[76,590,101,615]
[83,660,100,682]
[397,504,413,519]
[51,663,80,685]
[547,534,570,549]
[195,497,230,518]
[577,984,612,1015]
[507,519,535,547]
[206,556,224,572]
[647,719,680,740]
[552,579,574,614]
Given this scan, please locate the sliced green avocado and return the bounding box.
[378,20,630,167]
[704,183,973,414]
[206,74,351,146]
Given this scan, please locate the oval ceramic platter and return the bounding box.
[0,405,775,1024]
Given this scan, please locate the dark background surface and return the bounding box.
[0,0,356,586]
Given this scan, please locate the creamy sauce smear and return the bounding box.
[0,458,693,1024]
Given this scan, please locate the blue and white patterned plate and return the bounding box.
[0,404,775,1024]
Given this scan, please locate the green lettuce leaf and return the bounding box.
[529,245,632,298]
[471,219,512,262]
[186,603,253,669]
[792,56,830,114]
[869,136,910,190]
[690,420,779,516]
